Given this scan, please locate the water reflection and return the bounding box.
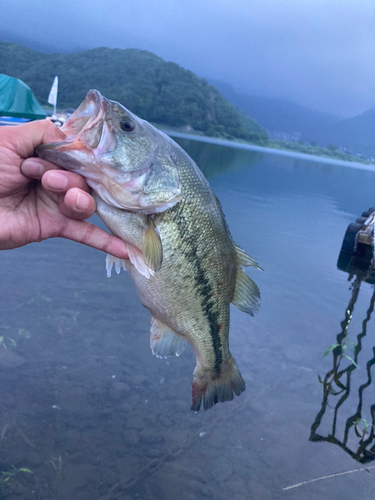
[3,141,375,499]
[310,213,375,463]
[174,138,263,178]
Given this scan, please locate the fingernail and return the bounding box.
[75,192,90,211]
[22,160,43,178]
[46,171,68,190]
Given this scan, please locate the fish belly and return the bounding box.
[96,170,246,411]
[126,201,245,411]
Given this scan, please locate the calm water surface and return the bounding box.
[1,137,375,499]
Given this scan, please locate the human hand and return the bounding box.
[0,120,129,258]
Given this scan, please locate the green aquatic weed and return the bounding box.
[0,467,33,483]
[0,467,33,497]
[354,418,374,438]
[46,455,62,472]
[323,344,340,357]
[0,327,32,349]
[0,336,17,349]
[18,328,31,339]
[323,309,358,367]
[323,340,358,367]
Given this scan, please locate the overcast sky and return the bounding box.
[1,0,374,117]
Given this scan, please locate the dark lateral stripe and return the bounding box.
[196,262,222,373]
[172,203,222,373]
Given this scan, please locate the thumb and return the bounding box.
[7,119,66,159]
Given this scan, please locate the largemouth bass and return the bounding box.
[37,90,261,411]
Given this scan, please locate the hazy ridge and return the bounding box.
[324,108,375,158]
[0,41,267,143]
[0,40,373,163]
[213,81,375,158]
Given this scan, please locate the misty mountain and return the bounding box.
[211,81,339,141]
[0,29,65,54]
[0,42,267,142]
[213,80,375,158]
[322,108,375,158]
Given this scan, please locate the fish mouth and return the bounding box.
[37,90,115,157]
[36,90,156,211]
[61,90,103,144]
[36,90,182,214]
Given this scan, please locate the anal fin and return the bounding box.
[150,317,186,358]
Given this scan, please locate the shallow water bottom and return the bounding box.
[1,140,375,499]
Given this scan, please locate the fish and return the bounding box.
[36,89,261,411]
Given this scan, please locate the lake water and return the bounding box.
[1,137,375,499]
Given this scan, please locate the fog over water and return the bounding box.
[1,0,374,117]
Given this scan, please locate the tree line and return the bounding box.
[0,42,268,143]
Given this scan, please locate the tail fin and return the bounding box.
[191,356,245,412]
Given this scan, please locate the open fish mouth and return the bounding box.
[36,90,182,213]
[61,90,105,148]
[37,90,116,157]
[61,89,121,157]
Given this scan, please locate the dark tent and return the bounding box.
[0,74,46,120]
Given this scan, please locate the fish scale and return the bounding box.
[143,161,233,367]
[36,89,261,411]
[99,148,244,411]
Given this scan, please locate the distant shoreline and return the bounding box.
[165,131,375,171]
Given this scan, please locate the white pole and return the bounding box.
[48,76,58,118]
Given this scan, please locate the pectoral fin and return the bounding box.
[94,196,160,278]
[232,268,260,316]
[143,216,163,272]
[106,254,127,277]
[106,242,155,279]
[150,317,186,358]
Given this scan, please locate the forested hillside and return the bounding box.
[0,42,267,142]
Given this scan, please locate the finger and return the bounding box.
[22,160,91,196]
[58,219,130,260]
[8,120,66,159]
[42,170,91,194]
[22,157,62,179]
[59,188,96,220]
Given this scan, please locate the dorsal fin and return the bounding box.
[235,244,263,270]
[232,267,260,316]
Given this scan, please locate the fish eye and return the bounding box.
[120,119,135,133]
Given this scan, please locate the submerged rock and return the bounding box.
[125,415,146,430]
[0,349,25,367]
[123,429,139,445]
